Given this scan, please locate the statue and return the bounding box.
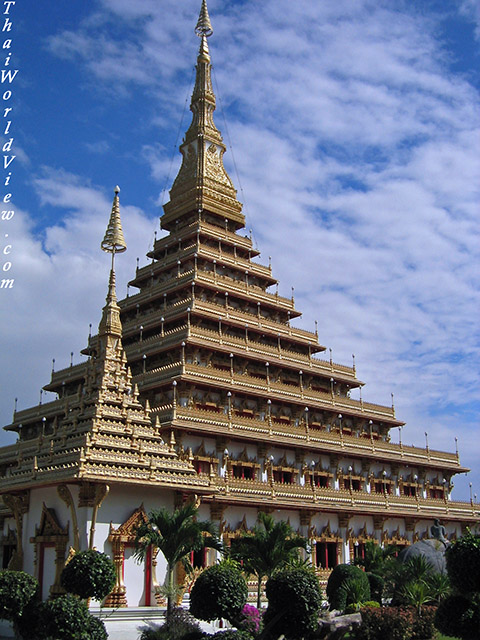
[431,519,448,546]
[399,519,449,573]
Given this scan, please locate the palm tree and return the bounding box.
[134,501,221,615]
[229,512,308,608]
[353,540,398,574]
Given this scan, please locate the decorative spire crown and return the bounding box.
[101,186,127,254]
[195,0,213,38]
[99,187,126,339]
[161,1,244,230]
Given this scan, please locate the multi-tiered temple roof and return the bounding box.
[1,0,478,559]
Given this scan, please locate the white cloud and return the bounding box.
[459,0,480,39]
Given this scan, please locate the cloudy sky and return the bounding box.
[1,0,479,502]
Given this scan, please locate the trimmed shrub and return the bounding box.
[61,550,116,601]
[435,594,480,640]
[25,593,107,640]
[353,605,438,640]
[0,570,39,623]
[326,564,370,611]
[366,572,384,604]
[263,566,322,640]
[445,529,480,594]
[410,605,437,640]
[190,561,247,624]
[140,607,202,640]
[351,606,413,640]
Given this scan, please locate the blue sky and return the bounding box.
[1,0,479,503]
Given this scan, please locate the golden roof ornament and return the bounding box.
[101,186,127,255]
[195,0,213,38]
[99,187,126,338]
[161,1,244,229]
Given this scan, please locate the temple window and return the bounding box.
[273,469,294,484]
[232,464,255,480]
[373,480,392,495]
[191,548,207,569]
[314,541,338,570]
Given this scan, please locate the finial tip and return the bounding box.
[114,185,120,194]
[195,0,213,38]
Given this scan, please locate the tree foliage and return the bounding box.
[445,529,480,594]
[189,560,247,624]
[352,605,436,640]
[229,512,308,608]
[435,594,480,640]
[0,570,39,623]
[263,565,322,640]
[134,501,221,614]
[326,564,370,611]
[434,530,480,640]
[60,550,116,601]
[19,593,107,640]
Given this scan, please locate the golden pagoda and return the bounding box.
[0,0,478,606]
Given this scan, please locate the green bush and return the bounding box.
[22,593,107,640]
[445,530,480,595]
[326,564,370,611]
[0,570,39,623]
[435,594,480,640]
[140,607,202,640]
[352,605,438,640]
[190,561,247,624]
[61,550,116,601]
[366,572,384,604]
[351,606,413,640]
[410,605,437,640]
[263,566,322,640]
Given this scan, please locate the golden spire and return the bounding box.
[161,1,244,230]
[101,186,127,255]
[99,187,126,338]
[195,0,213,38]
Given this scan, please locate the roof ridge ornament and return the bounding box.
[195,0,213,38]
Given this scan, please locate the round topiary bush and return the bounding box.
[435,594,480,640]
[445,530,480,594]
[61,550,116,601]
[25,593,107,640]
[0,570,39,623]
[366,572,384,604]
[263,566,322,640]
[326,564,370,611]
[190,561,247,624]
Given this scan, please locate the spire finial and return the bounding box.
[195,0,213,38]
[101,186,127,255]
[99,187,126,338]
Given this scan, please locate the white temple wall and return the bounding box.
[349,515,374,536]
[41,546,56,600]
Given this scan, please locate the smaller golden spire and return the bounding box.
[101,186,127,255]
[99,187,126,339]
[195,0,213,38]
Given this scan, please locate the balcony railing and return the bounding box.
[152,404,462,471]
